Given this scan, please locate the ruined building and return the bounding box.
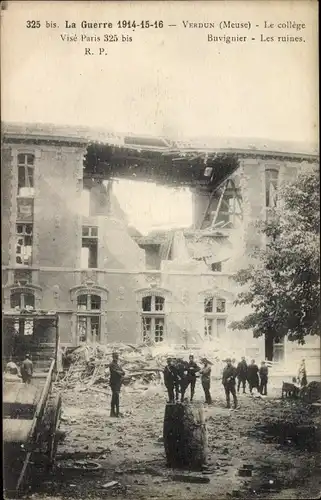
[1,123,319,373]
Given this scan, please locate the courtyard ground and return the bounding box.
[15,379,321,500]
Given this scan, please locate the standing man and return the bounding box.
[247,359,259,394]
[21,354,33,384]
[236,356,248,394]
[183,354,201,402]
[222,358,238,409]
[259,361,269,395]
[175,358,189,402]
[109,352,125,417]
[200,358,212,404]
[163,358,179,403]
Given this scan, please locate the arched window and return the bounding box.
[76,293,101,343]
[265,169,279,208]
[10,291,35,310]
[141,295,165,344]
[10,290,35,336]
[17,153,35,197]
[204,297,227,339]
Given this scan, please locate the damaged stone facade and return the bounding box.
[1,124,319,374]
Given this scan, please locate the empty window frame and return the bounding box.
[81,226,98,268]
[76,293,101,342]
[16,224,33,266]
[141,295,165,343]
[77,315,100,343]
[17,154,35,197]
[203,296,227,339]
[10,291,35,336]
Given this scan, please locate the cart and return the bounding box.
[3,311,62,493]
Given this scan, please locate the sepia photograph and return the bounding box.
[1,1,320,499]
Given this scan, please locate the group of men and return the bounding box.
[235,357,269,396]
[164,355,269,410]
[5,354,34,383]
[163,355,213,405]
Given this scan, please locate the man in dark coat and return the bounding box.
[200,358,212,404]
[259,361,269,395]
[181,354,200,402]
[175,358,188,402]
[247,359,259,394]
[236,356,248,393]
[222,358,238,409]
[109,352,125,417]
[21,354,33,384]
[163,358,180,403]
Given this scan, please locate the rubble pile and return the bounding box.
[57,343,167,390]
[57,342,243,391]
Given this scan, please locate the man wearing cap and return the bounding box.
[181,354,201,402]
[247,359,259,394]
[200,358,212,404]
[236,356,248,394]
[259,361,269,395]
[163,358,180,403]
[222,358,238,409]
[20,354,33,384]
[109,352,125,417]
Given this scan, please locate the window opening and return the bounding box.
[17,153,35,197]
[76,293,101,342]
[16,224,33,266]
[141,295,165,343]
[81,226,98,268]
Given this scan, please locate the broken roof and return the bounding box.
[2,121,318,156]
[2,121,318,191]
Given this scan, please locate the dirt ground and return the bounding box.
[20,379,321,500]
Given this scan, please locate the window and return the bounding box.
[76,293,101,342]
[10,291,35,310]
[10,291,35,336]
[16,224,33,265]
[203,296,227,339]
[204,297,214,313]
[81,226,98,269]
[265,169,279,208]
[211,262,222,272]
[141,295,165,343]
[17,154,35,197]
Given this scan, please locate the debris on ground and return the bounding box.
[57,342,273,392]
[57,343,239,392]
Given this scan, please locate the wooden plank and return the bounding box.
[3,382,40,406]
[16,451,32,492]
[3,419,33,443]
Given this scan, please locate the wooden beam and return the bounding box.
[210,180,229,228]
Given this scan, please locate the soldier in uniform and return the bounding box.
[222,358,238,409]
[247,359,260,394]
[109,352,125,417]
[21,354,33,384]
[259,361,269,395]
[236,356,248,393]
[181,355,200,402]
[163,358,180,403]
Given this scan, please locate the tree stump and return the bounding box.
[163,402,208,470]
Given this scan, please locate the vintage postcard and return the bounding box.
[1,1,319,499]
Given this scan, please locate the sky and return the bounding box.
[1,1,318,232]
